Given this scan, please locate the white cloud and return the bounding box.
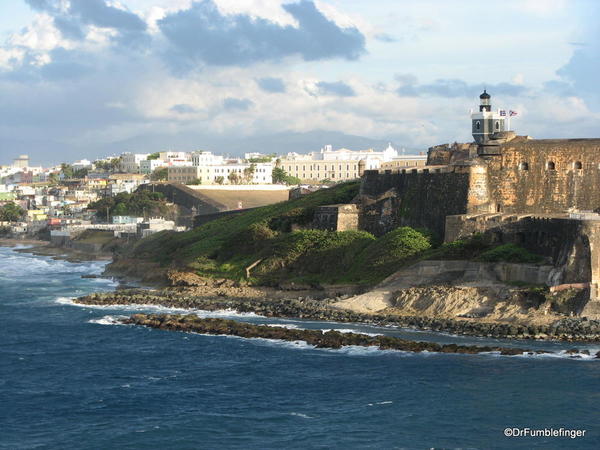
[8,14,71,52]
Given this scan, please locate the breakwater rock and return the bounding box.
[121,314,552,356]
[76,290,600,341]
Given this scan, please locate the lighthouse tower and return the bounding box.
[471,90,505,144]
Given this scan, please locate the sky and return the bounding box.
[0,0,599,165]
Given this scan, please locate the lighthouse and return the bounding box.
[471,90,505,144]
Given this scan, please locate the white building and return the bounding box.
[285,144,398,162]
[279,144,402,182]
[72,159,94,171]
[192,151,223,167]
[168,162,273,184]
[140,159,166,175]
[159,151,189,161]
[12,155,29,168]
[120,153,149,173]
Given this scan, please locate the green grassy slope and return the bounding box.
[123,182,544,287]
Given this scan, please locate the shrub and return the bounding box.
[430,233,490,260]
[478,244,543,264]
[344,227,433,284]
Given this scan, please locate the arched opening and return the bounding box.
[574,161,582,170]
[495,121,500,130]
[519,162,529,171]
[475,121,481,130]
[547,161,556,170]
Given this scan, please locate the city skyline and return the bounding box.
[1,0,598,164]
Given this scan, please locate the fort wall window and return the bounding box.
[519,162,529,171]
[574,161,582,170]
[546,161,556,170]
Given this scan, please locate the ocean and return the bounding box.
[0,245,599,449]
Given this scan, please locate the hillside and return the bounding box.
[114,182,427,286]
[115,181,545,288]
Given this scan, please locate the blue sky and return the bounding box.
[0,0,598,164]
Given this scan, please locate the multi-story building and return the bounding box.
[159,151,190,162]
[168,162,273,184]
[120,153,149,173]
[280,144,404,182]
[140,159,166,175]
[192,151,223,167]
[72,159,94,171]
[379,155,428,170]
[12,155,29,168]
[279,160,363,182]
[108,174,148,195]
[285,144,399,162]
[168,166,202,184]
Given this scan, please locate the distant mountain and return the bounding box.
[1,130,413,166]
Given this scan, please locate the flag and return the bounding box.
[509,110,518,116]
[499,110,506,116]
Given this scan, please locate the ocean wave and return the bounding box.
[56,297,264,318]
[368,401,393,407]
[289,412,313,419]
[0,249,109,278]
[325,328,383,337]
[88,315,128,326]
[264,323,301,329]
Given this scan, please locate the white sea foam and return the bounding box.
[368,401,393,406]
[289,412,313,419]
[325,328,383,337]
[88,315,127,326]
[265,323,301,329]
[56,297,265,318]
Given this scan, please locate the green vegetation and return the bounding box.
[478,244,544,264]
[425,234,544,264]
[59,163,88,179]
[150,167,168,181]
[147,152,161,160]
[272,167,301,185]
[0,202,25,222]
[247,154,275,163]
[188,178,202,185]
[123,181,545,287]
[125,181,436,285]
[88,190,169,221]
[94,158,121,172]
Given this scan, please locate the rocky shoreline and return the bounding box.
[76,289,600,341]
[122,313,590,356]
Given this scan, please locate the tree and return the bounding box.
[60,163,73,179]
[147,152,161,160]
[228,172,240,184]
[151,167,168,181]
[272,167,300,185]
[0,202,25,222]
[284,175,301,185]
[215,176,224,185]
[87,190,168,220]
[243,163,256,183]
[188,178,202,185]
[272,167,287,184]
[48,173,59,184]
[73,168,88,178]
